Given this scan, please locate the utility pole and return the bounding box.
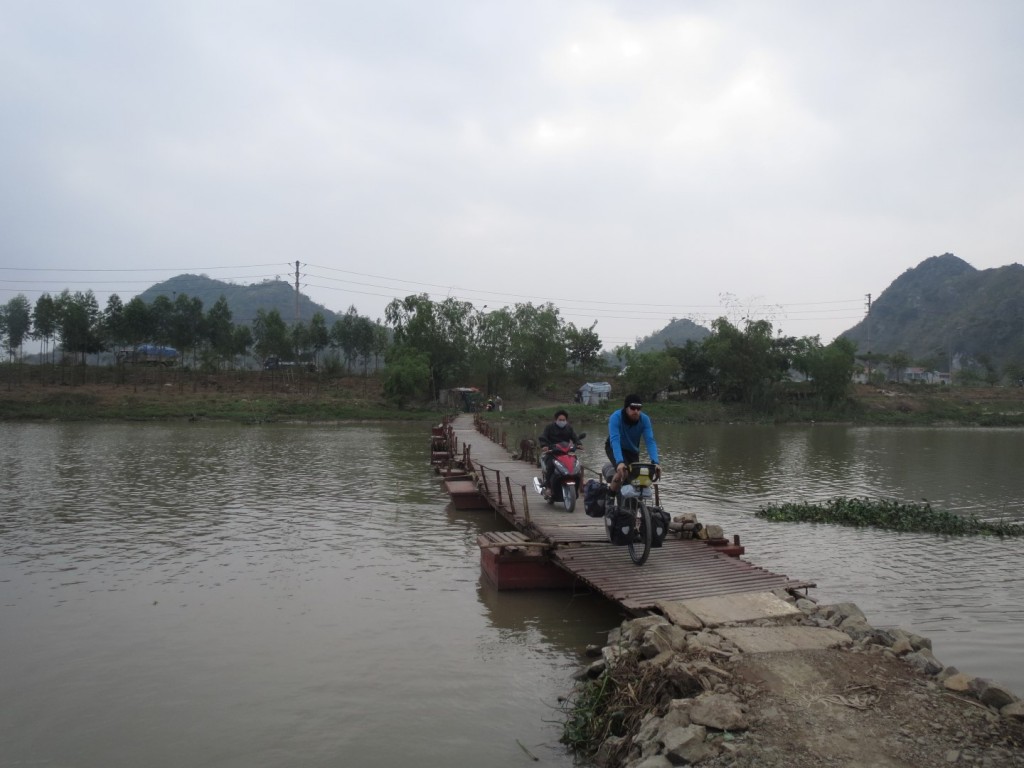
[864,294,872,382]
[294,260,301,324]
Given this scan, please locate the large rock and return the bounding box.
[971,679,1018,710]
[641,622,689,658]
[1002,700,1024,721]
[904,648,944,676]
[655,600,704,631]
[662,724,712,765]
[688,692,748,731]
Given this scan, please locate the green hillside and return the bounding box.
[137,274,341,328]
[840,253,1024,372]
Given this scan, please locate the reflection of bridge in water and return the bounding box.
[433,414,815,615]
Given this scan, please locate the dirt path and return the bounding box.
[722,648,1023,767]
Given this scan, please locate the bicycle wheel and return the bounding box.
[562,483,576,512]
[627,501,652,565]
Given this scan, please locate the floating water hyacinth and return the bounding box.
[755,496,1024,537]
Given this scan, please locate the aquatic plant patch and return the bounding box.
[755,496,1024,537]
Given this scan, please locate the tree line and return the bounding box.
[0,289,388,374]
[2,288,863,409]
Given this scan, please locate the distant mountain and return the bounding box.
[634,317,711,352]
[840,253,1024,371]
[137,274,341,328]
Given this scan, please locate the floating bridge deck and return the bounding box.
[434,414,814,613]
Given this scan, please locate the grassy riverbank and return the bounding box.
[3,364,1024,425]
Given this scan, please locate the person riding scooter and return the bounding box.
[537,409,581,495]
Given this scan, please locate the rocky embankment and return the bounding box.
[567,591,1024,767]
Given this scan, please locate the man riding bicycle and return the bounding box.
[605,393,661,492]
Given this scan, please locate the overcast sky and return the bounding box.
[2,1,1022,350]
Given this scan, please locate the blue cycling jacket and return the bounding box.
[608,408,660,465]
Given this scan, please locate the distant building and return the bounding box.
[577,382,612,405]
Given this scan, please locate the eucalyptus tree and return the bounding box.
[472,306,515,394]
[564,321,603,375]
[32,293,59,364]
[888,350,910,383]
[805,337,856,406]
[352,314,376,374]
[2,294,32,361]
[307,312,330,366]
[231,325,254,366]
[383,345,431,408]
[149,295,174,346]
[290,321,310,363]
[704,317,788,407]
[331,306,361,371]
[385,294,474,397]
[170,293,205,365]
[252,308,291,361]
[621,349,681,401]
[122,296,155,347]
[102,294,128,353]
[508,302,564,390]
[665,340,716,398]
[783,335,820,381]
[205,295,235,367]
[371,322,389,371]
[56,289,104,363]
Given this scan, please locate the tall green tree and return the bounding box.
[352,315,376,374]
[252,308,291,361]
[889,351,910,383]
[806,337,856,406]
[383,345,431,408]
[473,307,515,394]
[308,312,330,366]
[149,295,174,346]
[122,296,155,347]
[32,293,59,364]
[2,295,32,361]
[170,294,205,365]
[56,290,104,363]
[385,294,474,397]
[704,317,787,407]
[205,295,235,366]
[666,340,716,398]
[619,348,681,400]
[102,294,128,352]
[232,325,254,364]
[509,302,564,390]
[331,306,361,371]
[565,321,603,375]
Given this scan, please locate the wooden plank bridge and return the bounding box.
[433,414,814,614]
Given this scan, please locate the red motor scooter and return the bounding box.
[532,432,586,512]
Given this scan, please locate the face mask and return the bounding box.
[556,419,567,428]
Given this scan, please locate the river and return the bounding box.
[1,421,1022,767]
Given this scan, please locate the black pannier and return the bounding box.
[583,480,607,518]
[604,506,634,546]
[649,506,672,548]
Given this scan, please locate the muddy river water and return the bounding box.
[1,421,1022,767]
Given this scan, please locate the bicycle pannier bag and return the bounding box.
[583,480,607,518]
[650,506,672,548]
[604,507,634,546]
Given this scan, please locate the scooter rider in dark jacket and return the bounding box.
[538,409,581,491]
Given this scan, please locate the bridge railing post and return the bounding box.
[494,469,503,505]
